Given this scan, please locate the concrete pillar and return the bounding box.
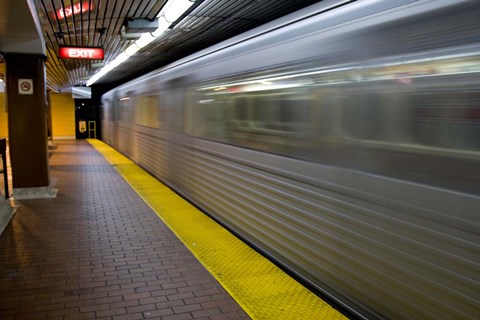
[5,53,49,189]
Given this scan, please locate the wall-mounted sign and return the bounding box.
[18,79,33,95]
[56,1,94,20]
[59,46,104,60]
[79,120,87,133]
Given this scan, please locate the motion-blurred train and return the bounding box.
[101,0,480,319]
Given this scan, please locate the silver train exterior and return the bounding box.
[100,0,480,319]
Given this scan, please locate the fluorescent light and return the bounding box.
[135,33,155,49]
[102,64,114,73]
[163,0,195,23]
[158,0,195,22]
[87,72,103,86]
[151,16,170,37]
[86,53,130,86]
[125,43,140,56]
[87,0,195,86]
[111,53,129,68]
[152,0,194,36]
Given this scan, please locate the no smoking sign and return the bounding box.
[18,79,34,95]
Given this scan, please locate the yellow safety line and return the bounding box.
[87,139,347,320]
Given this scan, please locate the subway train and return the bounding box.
[100,0,480,319]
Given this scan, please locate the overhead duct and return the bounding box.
[91,62,105,68]
[125,18,158,33]
[120,26,142,40]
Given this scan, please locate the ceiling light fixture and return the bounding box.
[125,43,140,56]
[161,0,195,23]
[87,0,196,86]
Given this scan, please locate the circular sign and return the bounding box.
[18,79,34,95]
[20,81,31,92]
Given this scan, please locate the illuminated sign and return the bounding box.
[56,1,93,19]
[59,46,104,60]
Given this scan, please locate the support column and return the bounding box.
[5,53,49,189]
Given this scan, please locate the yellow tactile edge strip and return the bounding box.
[87,139,347,320]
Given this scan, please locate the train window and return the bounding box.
[186,90,228,140]
[117,95,132,123]
[342,93,383,141]
[409,90,480,150]
[233,97,248,120]
[134,94,161,129]
[188,75,313,156]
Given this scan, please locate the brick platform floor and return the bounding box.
[0,140,250,320]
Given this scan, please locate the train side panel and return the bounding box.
[101,1,480,319]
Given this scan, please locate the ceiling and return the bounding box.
[2,0,328,93]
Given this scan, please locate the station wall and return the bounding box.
[0,91,7,139]
[49,92,75,139]
[0,91,76,140]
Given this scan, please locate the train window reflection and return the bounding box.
[189,81,313,155]
[117,95,131,122]
[409,91,480,149]
[135,94,161,129]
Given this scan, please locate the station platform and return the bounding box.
[0,140,347,320]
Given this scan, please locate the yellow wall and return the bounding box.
[0,93,8,138]
[50,92,75,139]
[0,91,75,139]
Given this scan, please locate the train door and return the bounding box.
[109,93,120,147]
[164,77,188,185]
[165,78,186,132]
[100,98,111,144]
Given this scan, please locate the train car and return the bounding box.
[100,0,480,319]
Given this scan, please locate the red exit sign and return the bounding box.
[56,1,94,19]
[59,46,104,60]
